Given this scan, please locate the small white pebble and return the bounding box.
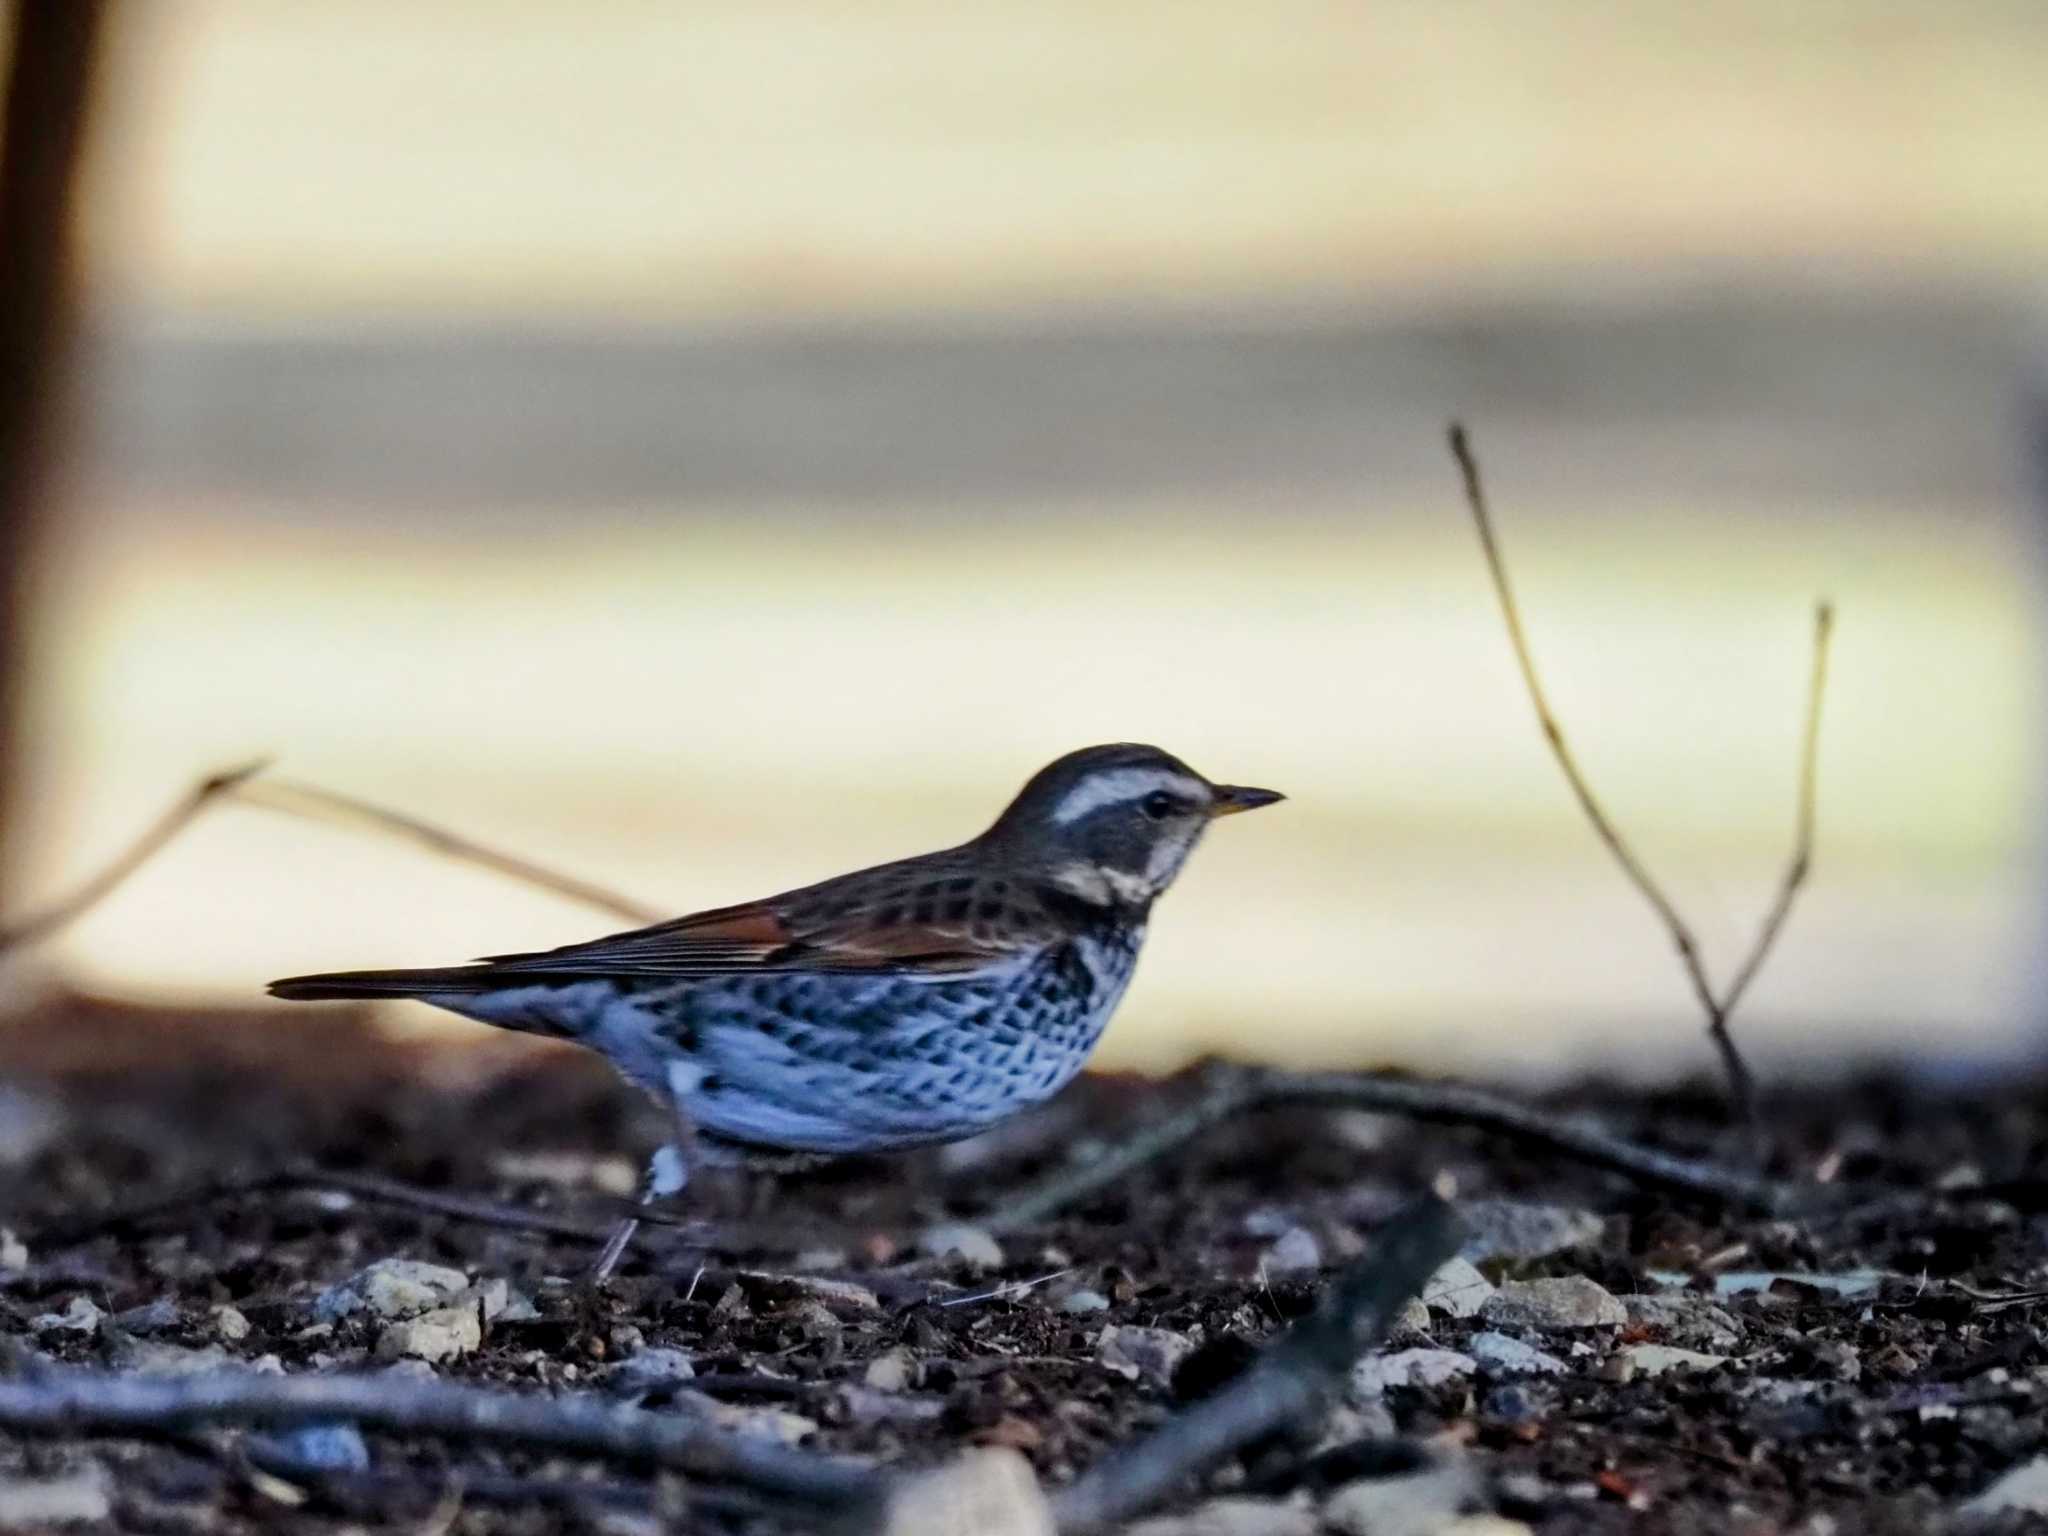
[1265,1227,1322,1273]
[919,1222,1004,1269]
[1098,1325,1194,1389]
[474,1277,511,1320]
[31,1296,101,1335]
[864,1349,915,1392]
[210,1304,251,1342]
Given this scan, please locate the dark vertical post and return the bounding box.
[0,1,109,890]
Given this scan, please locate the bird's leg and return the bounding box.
[585,1141,689,1286]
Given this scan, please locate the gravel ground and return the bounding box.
[2,993,2047,1534]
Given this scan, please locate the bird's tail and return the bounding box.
[268,966,497,1002]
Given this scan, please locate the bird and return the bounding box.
[270,743,1282,1280]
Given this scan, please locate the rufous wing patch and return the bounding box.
[473,866,1053,979]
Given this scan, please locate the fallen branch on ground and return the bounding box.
[1447,423,1834,1124]
[1049,1197,1461,1532]
[243,1436,661,1522]
[990,1064,1805,1232]
[0,1363,880,1507]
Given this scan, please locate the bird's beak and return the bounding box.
[1208,784,1286,818]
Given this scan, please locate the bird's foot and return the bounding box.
[581,1213,642,1290]
[577,1143,690,1290]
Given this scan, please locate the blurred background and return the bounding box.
[6,1,2048,1083]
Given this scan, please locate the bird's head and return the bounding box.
[983,743,1283,908]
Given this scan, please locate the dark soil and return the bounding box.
[2,992,2046,1533]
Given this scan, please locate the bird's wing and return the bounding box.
[476,858,1061,980]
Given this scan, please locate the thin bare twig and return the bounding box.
[1719,600,1834,1018]
[239,777,660,924]
[0,1364,879,1506]
[292,1165,766,1248]
[21,1163,951,1302]
[0,761,659,960]
[989,1065,1802,1233]
[1050,1197,1460,1533]
[1446,426,1712,1010]
[1446,423,1835,1122]
[23,1164,614,1248]
[0,760,270,953]
[290,1166,625,1243]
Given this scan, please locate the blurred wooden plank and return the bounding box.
[0,1,109,886]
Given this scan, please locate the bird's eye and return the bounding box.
[1140,790,1177,820]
